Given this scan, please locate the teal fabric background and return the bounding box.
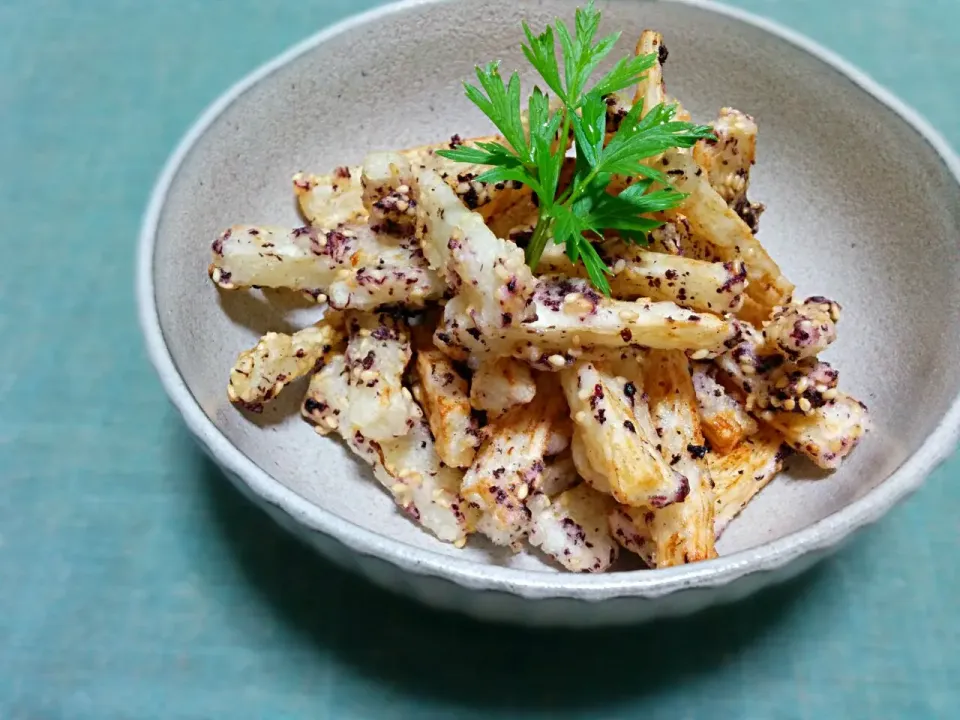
[1,1,958,717]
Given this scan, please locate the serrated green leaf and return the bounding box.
[522,23,566,101]
[527,86,549,141]
[435,142,525,170]
[444,3,718,293]
[572,33,619,104]
[596,216,664,233]
[570,91,606,167]
[475,166,545,198]
[551,204,584,260]
[617,185,687,212]
[434,146,495,165]
[579,239,611,295]
[533,118,564,203]
[616,178,655,197]
[467,63,531,162]
[554,20,578,95]
[631,163,671,185]
[574,0,602,50]
[592,52,657,100]
[619,228,654,245]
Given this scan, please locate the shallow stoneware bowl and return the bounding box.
[138,0,960,626]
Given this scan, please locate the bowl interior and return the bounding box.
[152,0,960,573]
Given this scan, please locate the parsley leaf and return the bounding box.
[591,52,658,100]
[462,62,530,163]
[439,0,716,292]
[569,92,606,167]
[553,204,611,294]
[521,24,566,102]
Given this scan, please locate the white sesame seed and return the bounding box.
[315,293,328,304]
[564,292,582,305]
[517,484,529,501]
[795,377,809,394]
[776,375,790,389]
[619,309,639,322]
[316,236,328,247]
[395,199,409,213]
[314,425,328,435]
[574,411,588,424]
[548,354,566,368]
[782,398,796,411]
[613,259,627,274]
[358,328,372,337]
[335,269,351,281]
[273,380,285,395]
[823,388,838,400]
[324,416,339,430]
[454,537,467,549]
[360,370,378,383]
[740,363,756,376]
[798,398,812,413]
[690,349,710,360]
[211,267,222,283]
[396,184,410,194]
[815,383,828,394]
[456,181,471,194]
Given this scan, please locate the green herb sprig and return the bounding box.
[436,1,714,294]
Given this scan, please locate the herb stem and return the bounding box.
[559,109,572,160]
[524,212,554,270]
[554,110,575,206]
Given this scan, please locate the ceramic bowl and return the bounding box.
[138,0,960,626]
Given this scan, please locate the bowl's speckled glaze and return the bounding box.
[138,0,960,625]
